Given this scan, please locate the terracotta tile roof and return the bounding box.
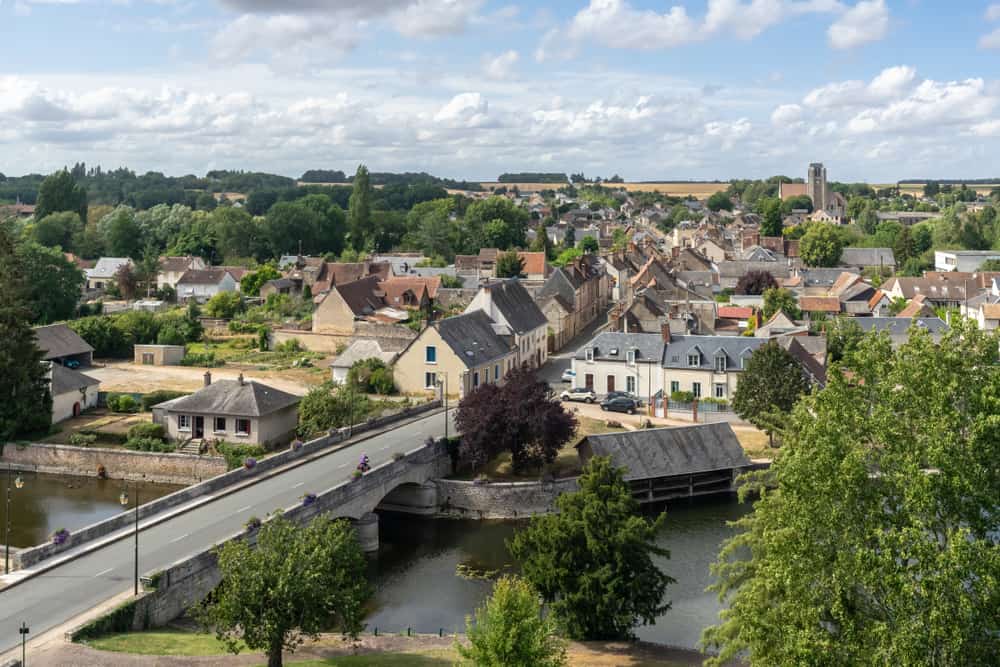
[517,251,547,277]
[831,271,863,296]
[868,289,886,309]
[717,306,753,319]
[779,182,808,199]
[379,279,428,307]
[799,296,841,313]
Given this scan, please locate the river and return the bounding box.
[368,495,751,650]
[0,471,181,549]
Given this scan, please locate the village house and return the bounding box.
[571,331,664,400]
[49,363,100,422]
[465,279,549,369]
[33,323,94,367]
[329,339,400,385]
[660,333,766,402]
[85,257,131,291]
[393,310,516,398]
[312,276,403,335]
[176,268,240,302]
[536,254,610,351]
[153,373,300,448]
[156,256,206,290]
[933,250,1000,273]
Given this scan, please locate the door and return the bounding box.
[194,416,204,439]
[607,376,615,393]
[142,353,154,365]
[585,373,594,390]
[73,402,81,417]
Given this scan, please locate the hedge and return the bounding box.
[141,390,188,411]
[215,442,266,470]
[127,422,165,441]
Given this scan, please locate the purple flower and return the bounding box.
[289,439,303,451]
[302,492,317,506]
[244,457,257,470]
[52,529,70,545]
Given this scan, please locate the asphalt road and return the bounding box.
[537,307,612,387]
[0,410,453,656]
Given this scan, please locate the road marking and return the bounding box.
[236,505,252,513]
[293,481,305,488]
[94,568,113,577]
[337,463,348,469]
[169,533,190,543]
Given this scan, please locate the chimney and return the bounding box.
[661,322,672,344]
[238,372,245,386]
[204,371,212,386]
[671,246,679,259]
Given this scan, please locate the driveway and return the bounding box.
[86,362,316,396]
[537,306,613,386]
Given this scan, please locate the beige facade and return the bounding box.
[163,404,298,448]
[662,367,744,402]
[394,326,515,398]
[312,289,356,334]
[52,384,99,423]
[134,344,185,366]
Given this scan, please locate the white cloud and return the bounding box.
[986,3,1000,21]
[867,65,916,97]
[828,0,888,49]
[980,27,1000,49]
[211,13,360,63]
[771,103,802,125]
[389,0,483,37]
[801,65,917,110]
[433,92,490,127]
[483,50,519,80]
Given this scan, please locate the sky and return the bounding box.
[1,0,1000,183]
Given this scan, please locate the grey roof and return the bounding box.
[330,339,398,369]
[580,423,750,480]
[177,268,234,286]
[716,260,790,279]
[263,278,296,290]
[574,331,663,363]
[163,379,300,417]
[33,324,94,361]
[796,268,847,287]
[662,334,764,369]
[86,257,130,279]
[50,364,99,396]
[372,254,428,274]
[481,280,548,334]
[840,247,896,267]
[434,310,513,368]
[854,317,948,337]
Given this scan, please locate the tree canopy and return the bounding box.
[731,341,810,446]
[495,249,525,278]
[734,270,777,296]
[34,169,88,222]
[761,287,801,320]
[799,223,844,267]
[704,320,1000,665]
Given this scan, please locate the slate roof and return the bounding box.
[177,268,233,286]
[330,339,399,369]
[86,257,130,279]
[158,256,198,273]
[579,423,750,481]
[854,317,948,336]
[840,247,896,267]
[263,278,296,290]
[573,331,664,363]
[481,279,548,334]
[33,324,94,361]
[662,335,764,369]
[716,260,790,279]
[335,275,385,316]
[163,379,300,417]
[433,310,513,368]
[50,364,100,396]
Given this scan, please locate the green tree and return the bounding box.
[263,202,323,257]
[799,223,844,267]
[706,191,733,212]
[17,242,86,324]
[731,341,809,446]
[34,169,88,222]
[781,194,813,214]
[580,235,599,253]
[31,211,83,250]
[509,456,673,640]
[482,219,513,249]
[0,227,52,443]
[704,321,1000,665]
[462,196,529,252]
[923,181,940,197]
[857,200,879,235]
[240,264,281,296]
[199,513,369,667]
[758,196,784,237]
[495,250,525,278]
[100,206,142,258]
[409,198,456,260]
[297,382,364,436]
[347,165,372,251]
[204,291,244,319]
[456,575,567,667]
[823,316,864,364]
[213,207,265,262]
[562,226,576,249]
[552,247,582,267]
[761,287,801,320]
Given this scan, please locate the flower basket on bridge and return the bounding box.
[392,452,405,461]
[351,470,363,481]
[301,493,317,506]
[473,474,489,486]
[244,516,261,531]
[51,528,70,545]
[243,457,257,470]
[289,439,303,452]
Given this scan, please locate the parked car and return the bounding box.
[606,390,641,406]
[560,387,597,403]
[601,396,638,414]
[64,360,81,369]
[560,369,577,383]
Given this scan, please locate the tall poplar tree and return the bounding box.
[347,164,371,251]
[0,226,52,446]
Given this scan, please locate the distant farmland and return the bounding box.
[478,181,729,197]
[891,183,1000,196]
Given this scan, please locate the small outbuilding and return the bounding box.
[330,339,399,385]
[49,363,100,422]
[577,423,751,503]
[33,323,94,368]
[134,344,186,366]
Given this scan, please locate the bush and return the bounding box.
[127,422,165,441]
[347,358,397,395]
[107,393,140,413]
[203,291,245,319]
[216,442,266,470]
[125,437,176,453]
[180,351,224,367]
[68,432,97,446]
[141,390,188,411]
[670,390,695,403]
[274,339,302,353]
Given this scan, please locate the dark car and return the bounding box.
[601,396,638,414]
[606,391,642,406]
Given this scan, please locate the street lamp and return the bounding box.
[119,484,139,596]
[4,469,25,574]
[19,621,29,666]
[436,375,449,441]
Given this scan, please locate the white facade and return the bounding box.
[934,250,1000,273]
[52,384,99,423]
[177,272,238,302]
[570,357,663,400]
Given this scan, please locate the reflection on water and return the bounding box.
[0,471,182,548]
[367,495,751,649]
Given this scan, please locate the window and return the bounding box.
[178,414,191,431]
[236,418,251,436]
[688,353,700,367]
[425,346,437,363]
[692,382,702,398]
[626,349,635,364]
[670,380,679,394]
[626,376,636,393]
[494,364,500,381]
[715,383,726,398]
[424,372,437,389]
[473,371,480,388]
[214,417,227,433]
[586,347,594,362]
[715,354,727,373]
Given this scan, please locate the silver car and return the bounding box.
[560,387,597,403]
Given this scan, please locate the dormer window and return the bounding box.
[586,348,595,362]
[687,353,700,367]
[715,353,727,373]
[626,349,636,364]
[610,348,619,356]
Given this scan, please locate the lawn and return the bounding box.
[279,652,453,666]
[84,629,239,656]
[733,427,774,459]
[187,336,327,371]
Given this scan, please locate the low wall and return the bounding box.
[0,443,227,485]
[433,477,579,519]
[5,401,441,571]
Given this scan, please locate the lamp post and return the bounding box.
[436,375,449,441]
[119,484,139,596]
[19,621,29,666]
[4,468,25,574]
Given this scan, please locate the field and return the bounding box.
[888,183,1000,196]
[478,182,728,197]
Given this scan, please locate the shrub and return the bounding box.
[68,432,97,446]
[216,442,266,470]
[245,516,262,531]
[125,437,176,453]
[203,291,245,319]
[180,351,224,367]
[274,339,302,353]
[141,390,188,411]
[670,390,695,403]
[127,422,165,442]
[107,393,140,413]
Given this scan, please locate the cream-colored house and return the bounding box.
[153,373,300,448]
[536,255,610,352]
[50,364,100,423]
[570,331,664,400]
[393,311,515,398]
[660,335,765,401]
[464,279,548,369]
[157,256,206,290]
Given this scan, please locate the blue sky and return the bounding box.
[2,0,1000,183]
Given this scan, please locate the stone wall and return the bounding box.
[6,401,442,570]
[0,443,227,485]
[433,477,579,519]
